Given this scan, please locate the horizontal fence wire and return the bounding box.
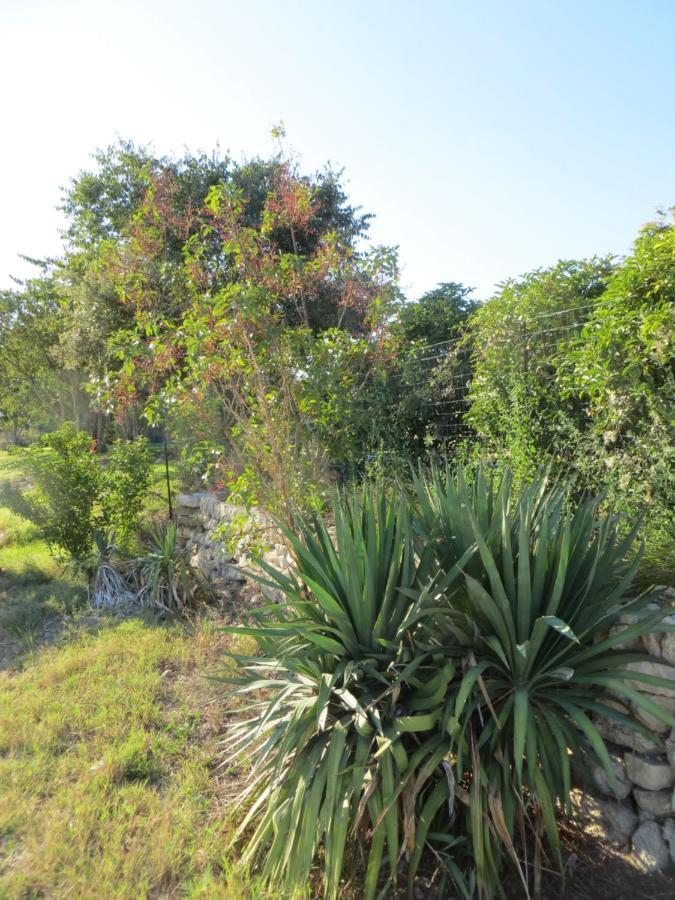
[386,300,603,450]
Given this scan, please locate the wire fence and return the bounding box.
[394,301,601,446]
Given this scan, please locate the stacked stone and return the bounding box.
[591,587,675,872]
[174,492,292,592]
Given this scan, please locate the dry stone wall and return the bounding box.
[590,588,675,871]
[175,492,292,599]
[176,490,675,871]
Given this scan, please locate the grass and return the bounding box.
[0,618,260,898]
[0,450,267,898]
[0,451,88,664]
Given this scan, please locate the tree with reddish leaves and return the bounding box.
[100,155,401,516]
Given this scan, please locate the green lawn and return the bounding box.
[0,619,260,898]
[0,451,264,899]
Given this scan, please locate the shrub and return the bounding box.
[223,467,674,899]
[219,484,473,899]
[23,424,152,564]
[90,529,137,609]
[411,465,675,895]
[89,523,211,614]
[25,424,101,561]
[100,437,152,548]
[133,522,211,614]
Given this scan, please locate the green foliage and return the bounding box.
[0,271,73,433]
[24,424,152,564]
[25,424,101,561]
[2,136,673,581]
[111,164,402,519]
[223,468,673,898]
[220,484,472,899]
[562,212,675,546]
[461,236,673,582]
[134,522,211,613]
[100,436,152,546]
[463,258,615,478]
[394,282,477,346]
[364,282,478,462]
[412,465,674,896]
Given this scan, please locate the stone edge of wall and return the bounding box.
[175,492,291,600]
[587,591,675,871]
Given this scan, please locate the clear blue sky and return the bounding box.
[1,0,674,300]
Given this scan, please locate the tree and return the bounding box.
[393,281,477,346]
[0,268,77,430]
[561,212,675,542]
[566,212,674,438]
[463,257,615,476]
[101,162,401,514]
[2,141,377,446]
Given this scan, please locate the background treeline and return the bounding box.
[0,140,672,574]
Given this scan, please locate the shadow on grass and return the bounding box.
[0,574,188,671]
[0,560,89,669]
[0,562,54,588]
[0,478,37,527]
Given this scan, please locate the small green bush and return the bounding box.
[24,424,152,565]
[24,424,100,562]
[100,436,153,547]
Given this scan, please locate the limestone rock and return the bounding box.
[633,702,673,735]
[604,698,631,715]
[663,818,675,865]
[667,728,675,766]
[662,632,675,667]
[595,716,660,753]
[597,799,638,846]
[643,630,663,657]
[624,752,674,791]
[634,788,674,818]
[261,584,284,603]
[190,549,214,577]
[608,624,642,651]
[214,547,235,565]
[176,493,205,508]
[618,602,661,626]
[591,754,632,799]
[221,565,245,583]
[177,514,203,529]
[626,660,675,699]
[632,821,671,872]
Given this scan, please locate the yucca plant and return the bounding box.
[219,484,475,900]
[413,465,675,898]
[134,521,211,613]
[89,529,137,609]
[411,463,552,583]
